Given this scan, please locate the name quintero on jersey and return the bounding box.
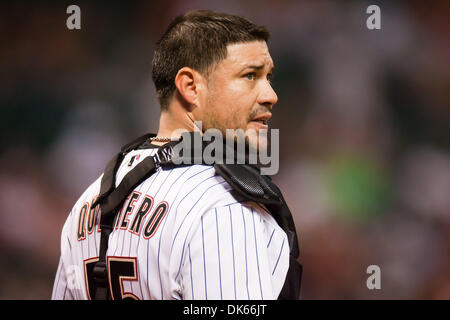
[77,192,168,241]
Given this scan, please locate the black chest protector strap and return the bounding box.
[90,134,302,300]
[90,133,160,300]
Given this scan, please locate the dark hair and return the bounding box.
[151,10,270,110]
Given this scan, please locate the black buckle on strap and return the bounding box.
[154,145,175,167]
[92,262,107,285]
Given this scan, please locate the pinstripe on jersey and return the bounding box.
[52,146,289,300]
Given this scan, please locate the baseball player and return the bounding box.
[52,10,301,300]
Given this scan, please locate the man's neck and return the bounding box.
[154,106,201,145]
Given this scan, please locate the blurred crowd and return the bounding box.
[0,0,449,299]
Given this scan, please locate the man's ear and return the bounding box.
[174,67,205,111]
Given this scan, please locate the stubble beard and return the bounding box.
[201,95,269,160]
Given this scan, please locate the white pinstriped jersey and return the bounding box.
[52,145,289,300]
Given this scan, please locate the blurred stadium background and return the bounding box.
[0,0,449,299]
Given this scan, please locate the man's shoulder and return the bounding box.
[62,173,102,232]
[146,163,241,212]
[161,163,233,199]
[74,174,103,207]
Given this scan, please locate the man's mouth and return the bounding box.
[250,112,272,126]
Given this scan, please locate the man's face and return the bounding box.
[195,41,278,151]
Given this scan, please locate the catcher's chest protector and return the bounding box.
[90,133,302,300]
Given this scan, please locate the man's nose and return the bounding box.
[257,81,278,109]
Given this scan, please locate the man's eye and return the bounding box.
[244,72,256,80]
